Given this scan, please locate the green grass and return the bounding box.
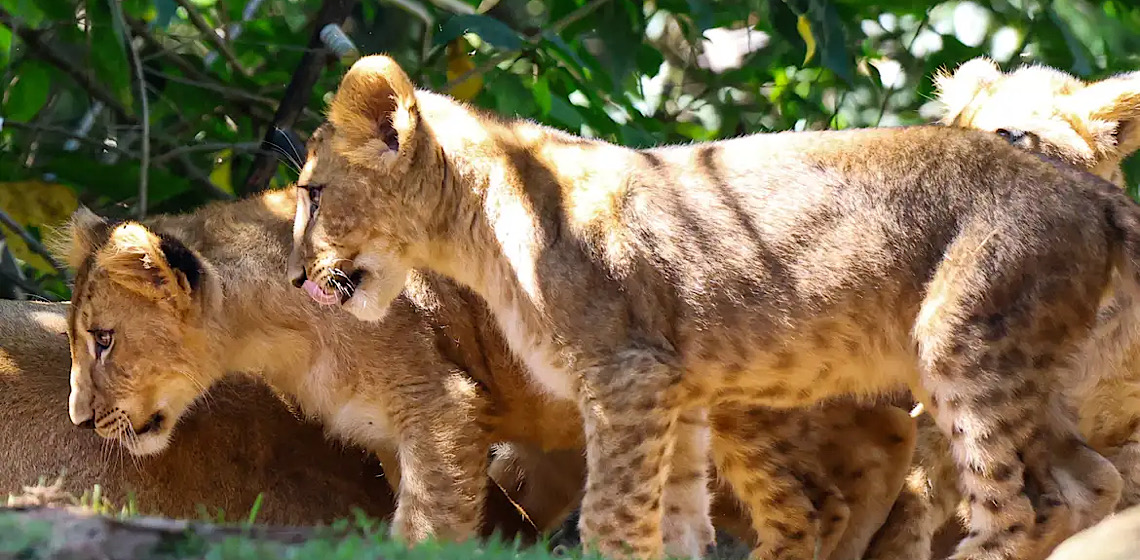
[0,507,607,560]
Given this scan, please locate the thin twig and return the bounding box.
[0,265,59,301]
[153,71,279,108]
[2,121,136,158]
[0,7,134,122]
[152,141,265,165]
[875,10,930,126]
[171,0,251,76]
[0,208,68,278]
[113,0,150,219]
[444,0,612,91]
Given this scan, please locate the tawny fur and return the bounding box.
[0,299,395,525]
[60,188,916,558]
[866,58,1140,560]
[288,55,1140,560]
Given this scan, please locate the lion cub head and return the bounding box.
[62,208,222,456]
[936,57,1140,185]
[288,55,446,322]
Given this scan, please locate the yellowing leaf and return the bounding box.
[446,38,484,102]
[209,149,235,196]
[797,14,816,65]
[0,180,78,274]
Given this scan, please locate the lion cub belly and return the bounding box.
[697,324,915,407]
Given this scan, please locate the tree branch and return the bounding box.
[241,0,359,194]
[112,1,150,219]
[0,208,68,278]
[171,0,251,76]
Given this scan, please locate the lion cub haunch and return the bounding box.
[0,299,394,524]
[289,54,1140,560]
[866,57,1140,560]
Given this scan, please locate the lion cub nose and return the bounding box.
[291,269,307,288]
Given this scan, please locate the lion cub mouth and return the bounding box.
[302,279,340,306]
[301,268,364,307]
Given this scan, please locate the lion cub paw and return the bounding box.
[662,511,716,559]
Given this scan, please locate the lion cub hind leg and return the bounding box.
[864,414,964,560]
[710,406,848,560]
[576,348,693,560]
[914,231,1122,560]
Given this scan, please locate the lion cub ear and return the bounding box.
[98,224,203,312]
[934,57,1002,124]
[1070,72,1140,157]
[329,54,419,173]
[55,206,112,270]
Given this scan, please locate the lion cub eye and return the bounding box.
[90,329,114,358]
[307,185,323,207]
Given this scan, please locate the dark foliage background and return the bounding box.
[2,0,1139,300]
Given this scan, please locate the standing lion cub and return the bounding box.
[288,54,1139,560]
[866,57,1140,560]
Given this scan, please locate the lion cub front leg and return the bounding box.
[389,409,490,543]
[576,348,689,560]
[662,408,715,559]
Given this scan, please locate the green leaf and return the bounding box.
[685,0,715,32]
[533,76,552,116]
[87,0,133,109]
[434,14,522,51]
[35,0,74,20]
[809,0,854,85]
[0,25,10,70]
[1046,4,1095,76]
[154,0,178,28]
[0,0,45,27]
[3,61,51,121]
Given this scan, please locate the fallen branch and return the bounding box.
[0,505,348,560]
[241,0,358,194]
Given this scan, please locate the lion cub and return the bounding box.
[288,54,1137,560]
[61,188,915,557]
[866,58,1140,560]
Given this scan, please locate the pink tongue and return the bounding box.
[302,279,339,306]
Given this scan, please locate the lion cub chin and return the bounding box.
[288,54,1139,560]
[866,57,1140,560]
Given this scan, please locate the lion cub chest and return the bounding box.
[299,352,394,449]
